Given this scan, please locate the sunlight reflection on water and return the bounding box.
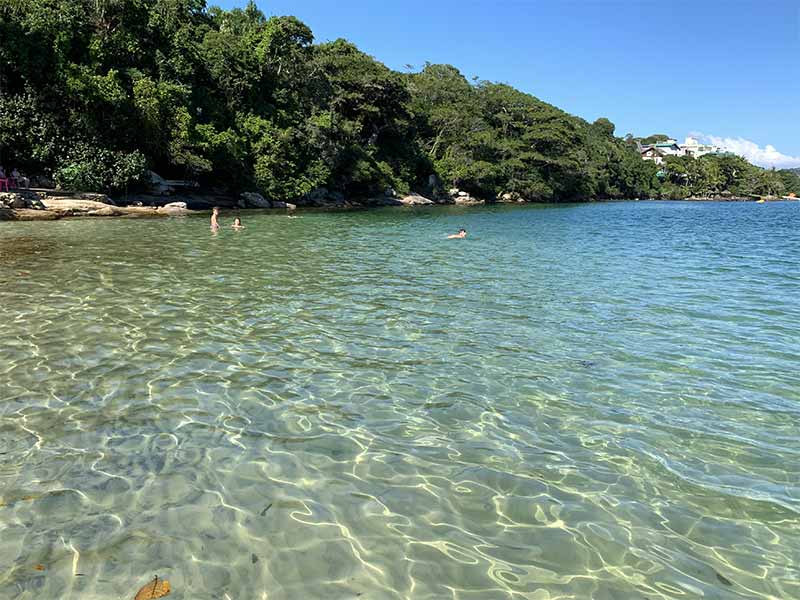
[1,202,799,599]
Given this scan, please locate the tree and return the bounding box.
[639,134,672,144]
[0,0,777,203]
[777,169,800,195]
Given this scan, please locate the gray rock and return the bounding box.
[454,195,484,205]
[311,190,347,207]
[300,187,328,206]
[497,192,527,203]
[399,193,434,206]
[271,201,296,210]
[0,191,46,210]
[295,187,350,207]
[432,193,455,205]
[241,192,271,208]
[497,192,513,203]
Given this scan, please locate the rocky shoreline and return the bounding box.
[1,187,793,222]
[0,190,202,221]
[0,185,497,222]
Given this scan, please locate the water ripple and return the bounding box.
[1,202,799,599]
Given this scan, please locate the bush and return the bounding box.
[54,143,147,193]
[0,92,62,171]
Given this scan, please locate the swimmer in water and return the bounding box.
[232,216,244,230]
[447,228,467,239]
[210,207,220,231]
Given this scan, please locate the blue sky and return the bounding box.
[214,0,800,167]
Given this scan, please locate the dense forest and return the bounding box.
[1,0,798,202]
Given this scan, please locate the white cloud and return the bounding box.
[688,132,800,169]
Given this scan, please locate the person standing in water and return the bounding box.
[210,207,220,231]
[447,228,467,239]
[232,217,244,230]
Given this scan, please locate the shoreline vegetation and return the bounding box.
[1,1,799,221]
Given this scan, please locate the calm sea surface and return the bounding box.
[1,201,799,599]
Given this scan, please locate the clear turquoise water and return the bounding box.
[1,201,798,600]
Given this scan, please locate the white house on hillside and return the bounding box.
[640,146,666,165]
[680,137,721,158]
[639,137,723,164]
[639,140,682,164]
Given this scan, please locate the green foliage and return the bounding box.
[659,154,788,198]
[407,69,657,201]
[639,134,672,145]
[0,0,785,202]
[249,119,329,199]
[777,169,800,195]
[0,91,62,169]
[53,143,147,192]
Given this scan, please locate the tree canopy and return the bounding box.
[0,0,796,200]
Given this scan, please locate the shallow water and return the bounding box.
[1,201,799,600]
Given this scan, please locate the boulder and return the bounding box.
[301,187,329,206]
[241,192,271,208]
[0,191,46,210]
[432,193,455,205]
[399,193,434,206]
[271,201,296,210]
[159,201,190,214]
[299,187,348,207]
[497,192,526,203]
[41,197,119,214]
[0,208,60,221]
[448,188,460,196]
